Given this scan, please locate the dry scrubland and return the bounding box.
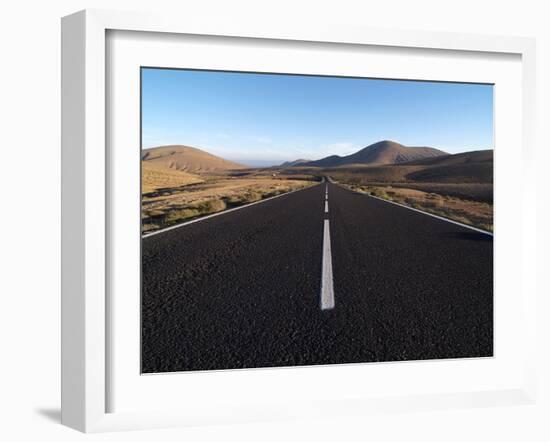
[141,145,317,233]
[141,143,493,234]
[141,162,203,193]
[316,148,494,232]
[142,171,316,233]
[338,183,493,232]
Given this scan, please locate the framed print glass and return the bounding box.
[139,68,494,374]
[61,9,537,432]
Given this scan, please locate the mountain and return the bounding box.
[141,145,247,173]
[404,150,493,183]
[279,159,311,167]
[321,149,493,184]
[401,149,492,167]
[303,155,343,168]
[303,140,448,167]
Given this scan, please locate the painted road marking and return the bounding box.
[325,200,329,213]
[320,219,335,310]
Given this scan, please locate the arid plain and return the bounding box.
[141,140,493,234]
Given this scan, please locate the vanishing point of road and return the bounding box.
[141,180,493,373]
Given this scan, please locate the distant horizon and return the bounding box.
[142,140,493,167]
[142,68,494,162]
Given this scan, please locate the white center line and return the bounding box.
[324,200,329,213]
[320,219,335,310]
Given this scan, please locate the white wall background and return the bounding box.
[0,1,548,440]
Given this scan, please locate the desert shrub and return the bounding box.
[226,195,245,205]
[265,188,285,197]
[227,191,261,205]
[142,209,165,218]
[240,191,262,203]
[164,208,200,223]
[197,199,227,214]
[141,223,160,233]
[371,187,388,199]
[423,198,444,208]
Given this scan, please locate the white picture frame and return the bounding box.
[61,9,538,433]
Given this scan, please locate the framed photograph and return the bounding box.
[61,9,538,432]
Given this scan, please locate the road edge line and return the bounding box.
[339,184,493,236]
[143,181,321,239]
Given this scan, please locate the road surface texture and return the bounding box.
[142,181,493,373]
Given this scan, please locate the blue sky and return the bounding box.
[142,68,493,166]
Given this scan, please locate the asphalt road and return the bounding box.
[142,181,493,373]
